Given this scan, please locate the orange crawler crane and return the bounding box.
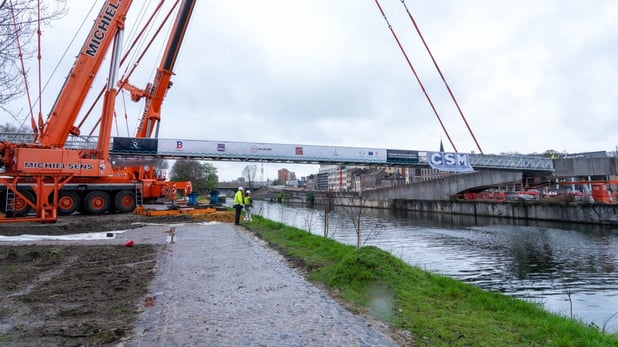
[0,0,196,222]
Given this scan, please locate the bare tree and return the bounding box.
[302,210,315,233]
[336,192,385,248]
[0,0,66,106]
[318,191,334,238]
[242,164,257,189]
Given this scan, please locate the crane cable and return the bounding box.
[399,0,483,154]
[116,0,179,137]
[36,0,43,136]
[373,0,457,153]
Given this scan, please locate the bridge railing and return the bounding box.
[468,153,554,171]
[0,133,98,149]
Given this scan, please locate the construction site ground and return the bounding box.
[0,209,236,346]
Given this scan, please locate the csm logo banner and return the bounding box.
[428,152,474,173]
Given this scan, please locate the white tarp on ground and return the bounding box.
[0,222,220,242]
[0,230,126,242]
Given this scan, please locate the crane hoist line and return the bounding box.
[0,0,196,223]
[373,0,484,155]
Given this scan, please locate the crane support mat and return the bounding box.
[133,206,217,216]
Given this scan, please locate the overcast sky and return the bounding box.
[7,0,618,181]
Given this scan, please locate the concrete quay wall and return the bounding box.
[274,192,618,225]
[391,199,618,225]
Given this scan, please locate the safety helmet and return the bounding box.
[246,190,251,194]
[238,187,244,191]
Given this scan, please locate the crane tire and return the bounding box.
[8,190,34,217]
[56,191,81,216]
[82,191,111,215]
[114,190,136,213]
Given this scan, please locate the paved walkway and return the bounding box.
[121,222,398,346]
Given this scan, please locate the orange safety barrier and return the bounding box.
[461,192,506,202]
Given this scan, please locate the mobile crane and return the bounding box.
[0,0,195,222]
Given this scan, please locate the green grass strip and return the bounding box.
[246,215,618,347]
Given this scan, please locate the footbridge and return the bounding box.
[4,133,615,202]
[108,137,554,174]
[0,133,554,173]
[108,137,554,201]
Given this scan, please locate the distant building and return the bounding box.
[304,174,318,190]
[314,164,450,192]
[316,172,328,190]
[318,165,352,191]
[277,168,296,183]
[412,167,451,182]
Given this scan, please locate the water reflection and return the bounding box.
[254,201,618,332]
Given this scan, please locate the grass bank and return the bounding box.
[245,215,618,347]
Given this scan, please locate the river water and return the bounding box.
[250,200,618,333]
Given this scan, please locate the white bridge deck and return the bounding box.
[0,133,555,173]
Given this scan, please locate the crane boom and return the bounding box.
[39,0,133,147]
[118,0,196,197]
[124,0,196,139]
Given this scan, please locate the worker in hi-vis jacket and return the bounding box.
[233,187,244,225]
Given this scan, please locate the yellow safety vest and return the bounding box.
[233,191,244,205]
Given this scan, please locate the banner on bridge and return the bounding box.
[428,152,474,173]
[156,138,388,164]
[112,137,158,154]
[386,149,419,164]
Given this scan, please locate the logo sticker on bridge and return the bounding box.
[428,152,474,173]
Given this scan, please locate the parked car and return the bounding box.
[569,191,585,201]
[510,190,539,201]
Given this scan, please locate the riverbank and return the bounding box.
[2,210,616,346]
[246,215,618,346]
